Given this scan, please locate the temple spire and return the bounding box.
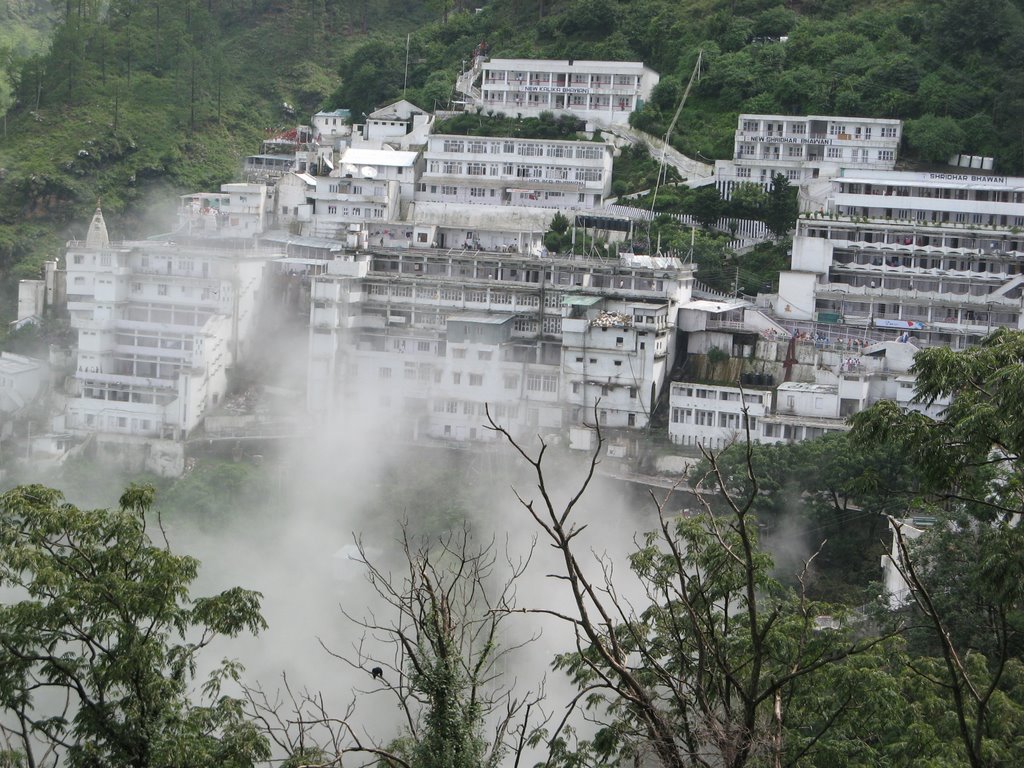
[85,200,109,248]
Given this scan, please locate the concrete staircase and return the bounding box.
[602,123,713,181]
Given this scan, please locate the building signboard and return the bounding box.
[874,318,925,330]
[522,85,592,95]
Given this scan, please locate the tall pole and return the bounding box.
[403,33,411,98]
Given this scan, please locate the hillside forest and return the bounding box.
[3,0,1024,317]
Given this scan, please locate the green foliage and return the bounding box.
[851,328,1024,509]
[158,459,275,529]
[706,345,729,368]
[434,109,585,138]
[543,475,894,768]
[0,483,269,767]
[906,115,967,164]
[850,330,1024,768]
[693,432,914,602]
[609,141,674,196]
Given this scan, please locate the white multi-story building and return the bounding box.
[712,114,902,198]
[778,169,1024,348]
[307,247,693,444]
[459,58,659,126]
[64,207,276,440]
[416,134,613,210]
[179,183,270,237]
[312,108,353,150]
[353,100,433,150]
[561,297,674,430]
[668,383,771,450]
[275,148,420,243]
[666,330,948,450]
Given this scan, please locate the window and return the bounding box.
[526,373,558,393]
[158,284,168,296]
[478,351,492,361]
[453,372,462,385]
[379,367,392,380]
[878,149,894,161]
[469,374,483,386]
[826,147,842,159]
[504,374,520,389]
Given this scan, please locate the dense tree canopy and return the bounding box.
[0,484,268,768]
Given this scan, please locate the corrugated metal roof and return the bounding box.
[562,295,603,306]
[447,312,516,325]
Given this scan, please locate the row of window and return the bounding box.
[671,408,758,430]
[484,72,638,86]
[675,387,764,404]
[324,205,384,218]
[838,184,1024,204]
[570,381,639,397]
[438,139,606,160]
[432,399,520,418]
[482,92,629,110]
[737,145,894,163]
[79,412,160,431]
[426,160,604,182]
[365,282,560,307]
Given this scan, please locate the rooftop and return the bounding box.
[738,113,901,126]
[835,169,1023,190]
[0,353,43,376]
[339,147,418,168]
[484,58,651,73]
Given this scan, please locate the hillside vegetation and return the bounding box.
[3,0,1024,317]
